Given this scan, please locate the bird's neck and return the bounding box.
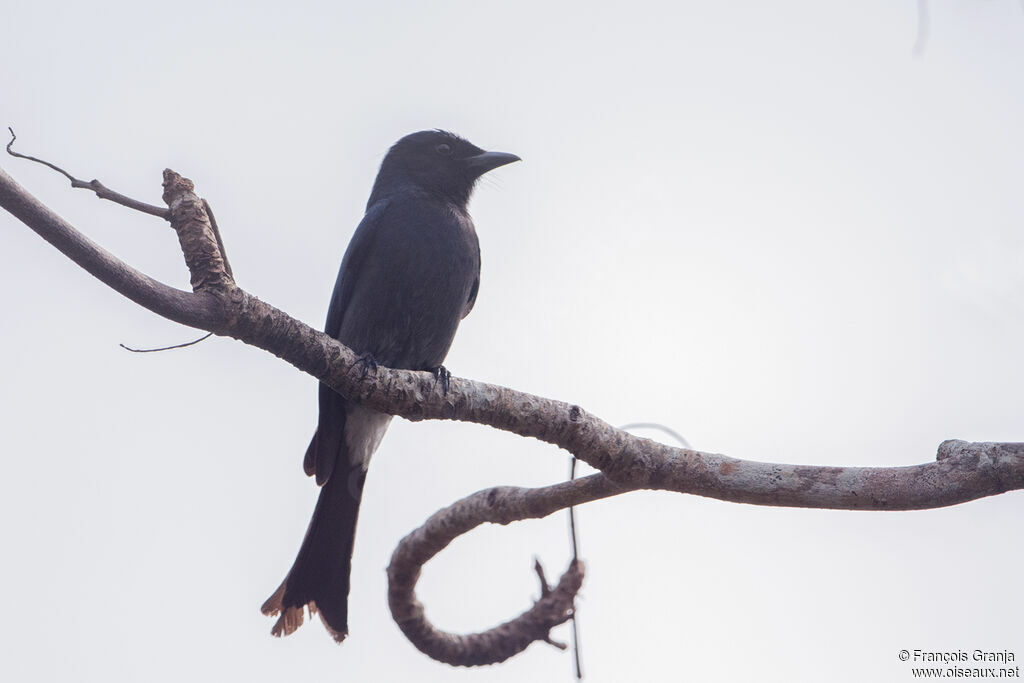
[367,168,471,211]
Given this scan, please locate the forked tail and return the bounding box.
[261,465,366,642]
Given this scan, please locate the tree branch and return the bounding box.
[162,169,234,291]
[388,474,625,665]
[0,166,225,329]
[2,163,1022,666]
[7,128,170,218]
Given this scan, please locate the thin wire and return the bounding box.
[618,422,691,449]
[568,456,582,679]
[912,0,929,56]
[562,422,691,678]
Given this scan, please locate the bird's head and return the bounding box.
[372,130,520,207]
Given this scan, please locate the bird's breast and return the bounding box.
[338,200,480,369]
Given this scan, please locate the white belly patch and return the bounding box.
[344,405,393,469]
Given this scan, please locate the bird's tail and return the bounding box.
[261,462,366,643]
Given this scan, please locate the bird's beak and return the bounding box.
[463,150,521,176]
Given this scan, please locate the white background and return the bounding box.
[2,1,1022,681]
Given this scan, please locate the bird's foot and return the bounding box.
[352,352,379,380]
[430,365,451,394]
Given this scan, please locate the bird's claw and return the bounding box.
[353,352,379,380]
[430,365,451,394]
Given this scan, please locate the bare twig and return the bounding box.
[119,332,213,353]
[534,558,551,597]
[202,199,234,281]
[7,133,234,286]
[7,128,170,218]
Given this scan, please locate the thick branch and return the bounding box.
[3,163,1023,666]
[223,295,1024,510]
[0,167,225,330]
[388,474,626,665]
[6,163,1020,511]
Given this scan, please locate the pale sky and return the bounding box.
[2,2,1022,681]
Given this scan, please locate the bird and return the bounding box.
[261,130,520,642]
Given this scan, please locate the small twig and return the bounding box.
[534,558,551,597]
[542,635,568,651]
[532,559,569,651]
[7,127,169,219]
[119,332,213,353]
[6,129,235,284]
[202,199,233,281]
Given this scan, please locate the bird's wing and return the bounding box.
[306,200,392,484]
[462,239,481,319]
[324,199,391,339]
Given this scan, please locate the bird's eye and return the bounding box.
[435,143,452,156]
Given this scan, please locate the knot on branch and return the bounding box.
[161,169,233,292]
[160,169,195,202]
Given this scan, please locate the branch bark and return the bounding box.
[389,474,625,665]
[2,163,1022,666]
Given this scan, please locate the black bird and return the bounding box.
[261,130,519,642]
